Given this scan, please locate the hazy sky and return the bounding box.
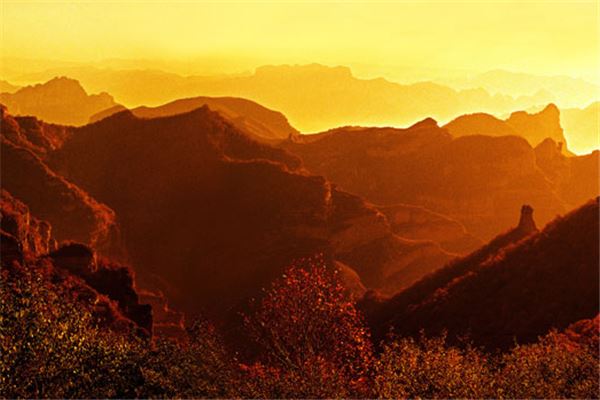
[1,1,599,81]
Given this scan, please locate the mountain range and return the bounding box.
[1,74,598,350]
[3,64,582,133]
[281,114,598,241]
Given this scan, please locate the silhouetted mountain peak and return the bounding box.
[541,102,560,116]
[26,76,89,98]
[409,117,439,130]
[517,204,538,233]
[0,77,116,126]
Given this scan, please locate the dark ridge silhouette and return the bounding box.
[362,199,599,350]
[46,106,454,330]
[282,120,573,241]
[0,76,116,126]
[90,96,299,141]
[1,190,151,336]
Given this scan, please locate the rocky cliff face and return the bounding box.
[1,190,152,336]
[1,109,123,256]
[506,103,568,148]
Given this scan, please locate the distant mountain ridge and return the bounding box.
[7,64,570,132]
[444,103,569,150]
[89,96,299,140]
[0,77,116,126]
[561,101,600,155]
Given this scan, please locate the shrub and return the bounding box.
[0,264,143,398]
[136,320,238,398]
[497,331,599,399]
[375,333,494,399]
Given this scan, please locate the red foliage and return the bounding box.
[244,255,374,397]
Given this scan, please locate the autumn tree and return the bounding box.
[242,255,373,398]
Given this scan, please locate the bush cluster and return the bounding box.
[1,258,598,399]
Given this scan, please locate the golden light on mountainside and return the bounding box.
[2,1,599,82]
[2,2,600,398]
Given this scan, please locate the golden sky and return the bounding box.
[1,1,599,82]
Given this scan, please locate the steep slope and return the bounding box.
[282,118,569,241]
[1,109,122,256]
[363,199,599,350]
[48,107,454,323]
[90,96,298,140]
[561,101,600,155]
[1,107,72,156]
[0,77,116,126]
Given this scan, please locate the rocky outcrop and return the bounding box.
[48,243,152,333]
[1,189,56,258]
[0,76,116,126]
[506,103,567,148]
[444,103,571,152]
[516,204,537,233]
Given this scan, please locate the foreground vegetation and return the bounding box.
[1,258,598,399]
